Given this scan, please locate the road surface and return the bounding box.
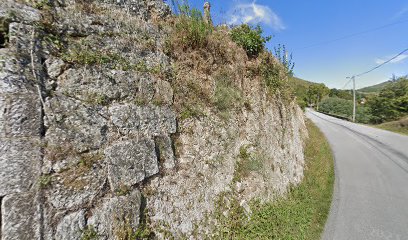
[306,109,408,240]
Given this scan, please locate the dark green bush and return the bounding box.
[230,24,271,57]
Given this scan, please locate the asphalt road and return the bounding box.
[306,109,408,240]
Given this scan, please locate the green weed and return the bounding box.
[81,226,98,240]
[39,174,52,189]
[215,120,335,239]
[213,74,242,113]
[233,145,264,182]
[168,0,212,51]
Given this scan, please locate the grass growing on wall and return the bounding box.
[215,120,335,239]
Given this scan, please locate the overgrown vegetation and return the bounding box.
[215,120,335,239]
[166,1,296,121]
[319,97,372,123]
[213,71,242,117]
[322,76,407,124]
[274,44,295,76]
[367,76,408,123]
[230,24,271,58]
[39,174,52,189]
[259,53,282,87]
[232,145,264,182]
[81,226,98,240]
[167,0,212,51]
[374,117,408,135]
[294,75,407,126]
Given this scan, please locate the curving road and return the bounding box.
[306,109,408,240]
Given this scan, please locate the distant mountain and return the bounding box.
[359,78,405,93]
[291,77,323,94]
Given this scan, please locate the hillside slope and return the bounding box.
[0,0,308,239]
[359,77,406,93]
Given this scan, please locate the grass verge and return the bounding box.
[373,117,408,136]
[215,119,334,239]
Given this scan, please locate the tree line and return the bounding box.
[295,76,408,124]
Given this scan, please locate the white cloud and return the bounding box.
[375,54,408,65]
[228,1,285,30]
[392,7,408,20]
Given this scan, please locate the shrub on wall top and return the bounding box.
[230,24,271,58]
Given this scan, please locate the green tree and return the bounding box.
[307,83,329,109]
[368,76,408,123]
[329,88,353,100]
[319,97,372,123]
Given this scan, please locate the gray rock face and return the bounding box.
[48,166,106,210]
[45,57,65,79]
[0,139,41,196]
[108,0,171,20]
[0,93,42,138]
[109,104,177,137]
[105,139,158,192]
[88,190,142,239]
[0,0,307,239]
[1,192,41,240]
[56,68,166,106]
[155,135,176,170]
[0,0,175,239]
[55,210,86,240]
[44,95,109,153]
[0,0,41,24]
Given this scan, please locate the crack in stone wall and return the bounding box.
[0,196,2,238]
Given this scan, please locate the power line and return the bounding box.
[354,48,408,78]
[342,78,353,90]
[342,48,408,89]
[300,18,408,50]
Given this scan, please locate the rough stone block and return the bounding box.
[109,104,176,136]
[105,138,158,191]
[49,166,106,210]
[45,57,65,79]
[1,192,41,240]
[0,93,42,138]
[155,135,176,170]
[0,1,41,24]
[54,210,86,240]
[57,68,157,104]
[87,190,141,239]
[0,49,35,94]
[154,79,173,105]
[0,138,41,196]
[44,95,108,152]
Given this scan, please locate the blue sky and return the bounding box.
[171,0,408,89]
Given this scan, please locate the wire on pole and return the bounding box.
[299,19,408,50]
[342,48,408,89]
[354,48,408,78]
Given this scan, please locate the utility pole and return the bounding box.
[346,76,356,122]
[352,76,356,122]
